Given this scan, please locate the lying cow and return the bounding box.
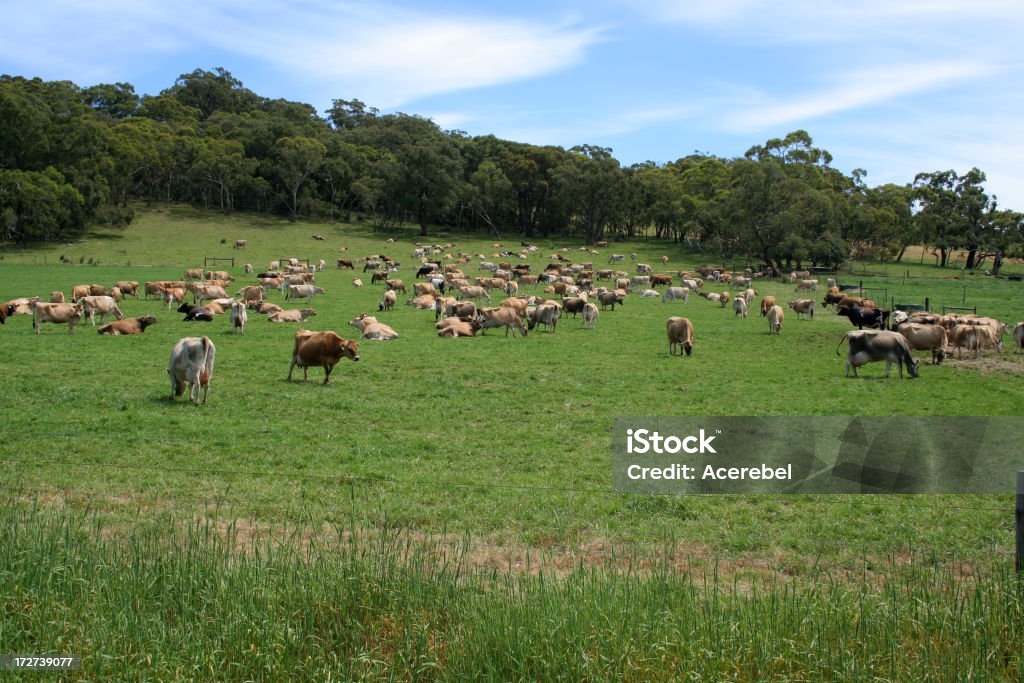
[836,330,919,378]
[168,336,216,404]
[437,317,482,337]
[288,329,360,384]
[98,316,158,335]
[32,302,84,334]
[348,313,399,340]
[177,302,214,322]
[268,308,317,323]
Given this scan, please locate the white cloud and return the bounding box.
[721,60,998,132]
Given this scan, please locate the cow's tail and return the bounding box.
[835,333,850,355]
[200,336,214,383]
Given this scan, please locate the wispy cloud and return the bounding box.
[721,60,998,132]
[0,1,603,107]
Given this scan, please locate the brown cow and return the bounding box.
[288,330,360,383]
[667,316,694,356]
[98,316,158,335]
[760,295,777,317]
[33,302,84,334]
[116,281,139,298]
[268,308,317,323]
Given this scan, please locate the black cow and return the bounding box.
[837,306,889,330]
[177,302,213,322]
[416,265,438,279]
[0,303,14,324]
[562,297,587,318]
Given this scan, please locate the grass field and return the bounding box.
[1,205,1021,557]
[2,205,1023,678]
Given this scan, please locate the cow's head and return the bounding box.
[139,315,157,328]
[907,357,920,378]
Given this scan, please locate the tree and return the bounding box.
[551,145,625,244]
[913,168,996,268]
[189,137,255,214]
[275,136,325,222]
[326,99,379,130]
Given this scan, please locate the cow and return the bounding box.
[32,302,84,334]
[437,317,482,337]
[234,239,247,249]
[733,297,748,318]
[379,290,398,311]
[894,322,947,364]
[527,304,560,332]
[446,300,478,319]
[1015,322,1024,354]
[236,286,264,305]
[195,285,229,305]
[337,258,355,269]
[822,290,845,309]
[268,308,317,323]
[667,316,694,356]
[385,279,407,294]
[201,301,231,315]
[837,306,889,330]
[109,287,123,302]
[837,330,919,378]
[0,303,13,324]
[561,296,588,318]
[184,268,204,281]
[252,301,283,315]
[609,254,624,263]
[767,305,784,335]
[760,296,777,317]
[50,291,65,304]
[288,330,360,383]
[163,288,187,310]
[71,285,92,302]
[230,300,248,334]
[415,265,438,279]
[98,316,157,335]
[285,284,326,305]
[636,263,653,275]
[115,281,139,298]
[950,324,1002,358]
[477,307,528,337]
[458,286,491,303]
[206,270,232,282]
[795,279,819,292]
[348,313,399,340]
[79,295,125,326]
[788,299,815,320]
[413,282,435,297]
[244,264,254,275]
[598,290,624,310]
[581,302,599,328]
[650,274,673,287]
[352,278,363,288]
[168,336,216,404]
[177,302,214,322]
[743,288,757,306]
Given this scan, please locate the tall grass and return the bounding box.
[1,501,1020,681]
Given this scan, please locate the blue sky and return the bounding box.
[3,0,1024,208]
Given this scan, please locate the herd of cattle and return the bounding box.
[3,249,1023,402]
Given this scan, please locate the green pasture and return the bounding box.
[1,205,1022,568]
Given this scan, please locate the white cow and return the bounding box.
[168,336,216,405]
[230,300,247,334]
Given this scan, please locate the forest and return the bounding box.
[1,67,1021,272]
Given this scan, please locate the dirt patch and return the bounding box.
[945,355,1024,375]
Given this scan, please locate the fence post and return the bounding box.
[925,297,930,312]
[1016,470,1023,573]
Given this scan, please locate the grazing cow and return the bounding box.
[477,307,528,337]
[666,316,694,356]
[116,281,139,298]
[733,297,748,318]
[177,302,214,322]
[145,281,166,299]
[894,322,947,364]
[98,316,157,335]
[950,324,1002,358]
[79,295,125,326]
[561,296,588,318]
[337,258,354,269]
[184,268,204,281]
[767,305,784,335]
[636,263,653,275]
[1015,322,1024,354]
[32,302,84,334]
[379,290,398,312]
[164,287,187,309]
[268,308,317,323]
[527,304,561,332]
[50,291,65,304]
[795,279,819,292]
[837,306,889,330]
[288,330,360,383]
[788,299,815,320]
[598,290,624,310]
[71,284,92,302]
[168,336,216,404]
[234,239,247,249]
[437,317,482,337]
[458,285,491,303]
[650,274,673,287]
[244,263,254,275]
[822,291,845,309]
[743,288,757,306]
[285,284,326,304]
[609,254,624,263]
[109,287,123,302]
[837,330,919,378]
[582,302,599,328]
[230,300,248,334]
[385,279,407,294]
[88,284,106,296]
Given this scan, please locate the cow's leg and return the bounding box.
[323,365,332,384]
[287,359,296,380]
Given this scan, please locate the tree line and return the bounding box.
[1,68,1021,272]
